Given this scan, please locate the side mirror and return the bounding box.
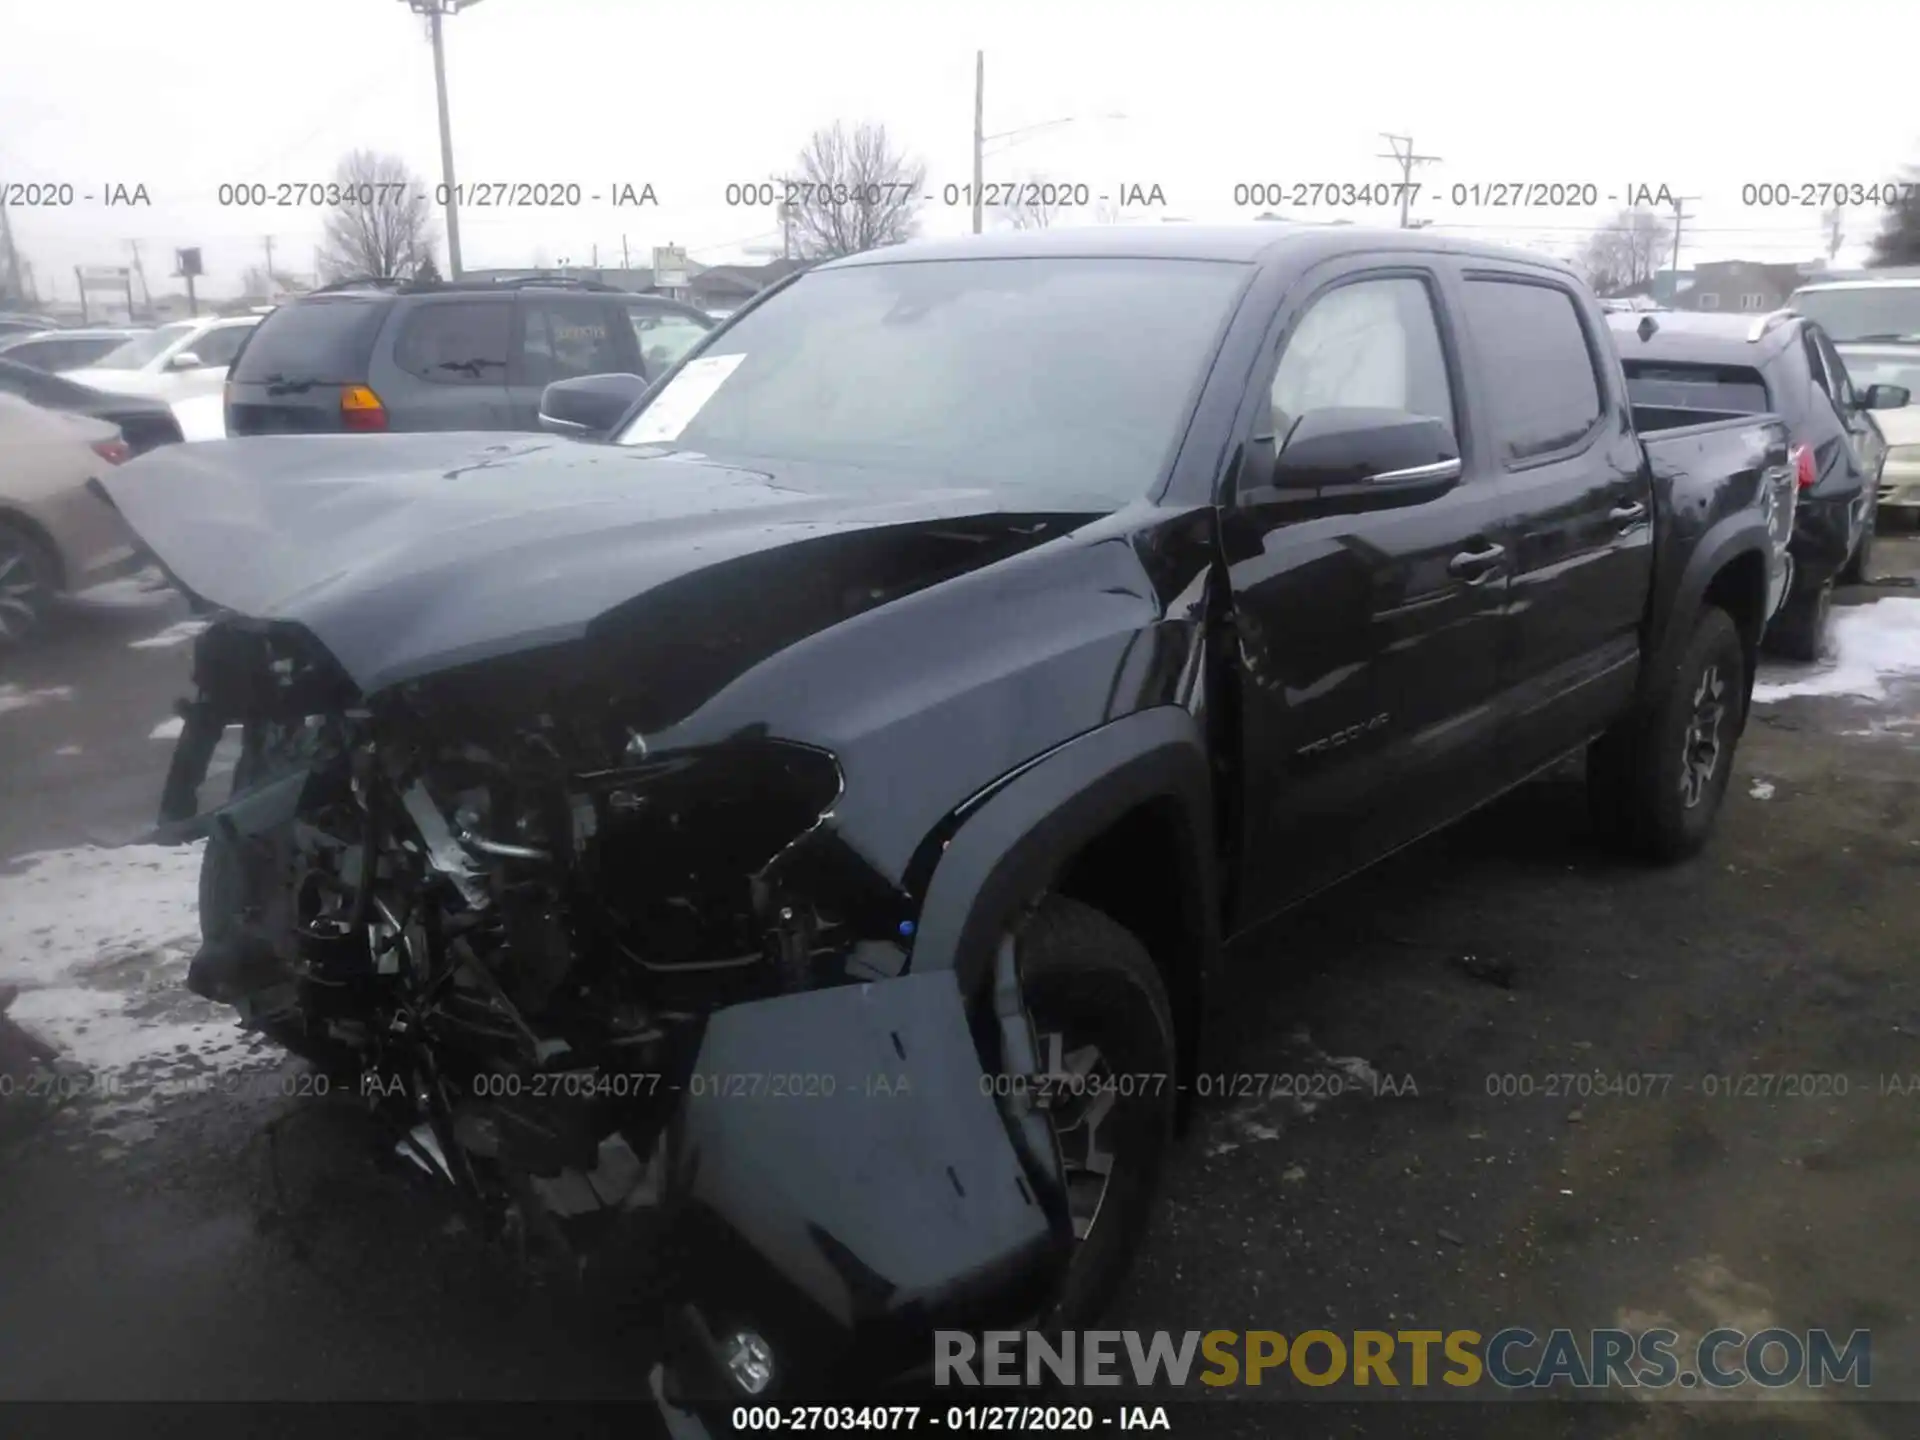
[538,372,647,438]
[1263,407,1461,498]
[166,350,203,371]
[1860,383,1912,411]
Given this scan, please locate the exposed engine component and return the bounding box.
[172,615,912,1266]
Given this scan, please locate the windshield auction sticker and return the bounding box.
[623,352,746,443]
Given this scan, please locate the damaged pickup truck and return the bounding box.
[104,226,1793,1420]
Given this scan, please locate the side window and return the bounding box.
[627,305,711,377]
[1814,330,1856,411]
[1268,277,1453,440]
[392,300,511,385]
[1460,279,1604,463]
[520,298,627,386]
[192,325,251,367]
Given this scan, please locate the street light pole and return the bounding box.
[971,51,985,236]
[404,0,483,279]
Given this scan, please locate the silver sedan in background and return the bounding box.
[0,394,141,648]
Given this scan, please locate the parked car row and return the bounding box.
[220,275,714,435]
[1787,276,1920,525]
[1608,305,1908,660]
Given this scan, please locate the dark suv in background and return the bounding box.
[1608,309,1901,659]
[224,277,714,436]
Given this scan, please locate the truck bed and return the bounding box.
[1639,411,1796,632]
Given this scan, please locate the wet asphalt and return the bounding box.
[2,542,1918,1440]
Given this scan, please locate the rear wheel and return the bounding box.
[0,523,58,651]
[1014,896,1176,1327]
[1588,605,1746,863]
[1837,495,1876,584]
[1763,578,1830,663]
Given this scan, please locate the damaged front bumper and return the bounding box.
[650,969,1068,1410]
[155,617,1076,1415]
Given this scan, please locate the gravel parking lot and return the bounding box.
[3,539,1917,1436]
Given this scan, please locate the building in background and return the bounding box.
[1676,260,1822,313]
[461,258,809,317]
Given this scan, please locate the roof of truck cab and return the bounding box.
[1606,310,1802,363]
[820,224,1574,273]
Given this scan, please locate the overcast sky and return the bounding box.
[3,0,1917,300]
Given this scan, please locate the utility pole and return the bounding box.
[0,201,20,299]
[971,50,985,236]
[1377,134,1442,229]
[1823,206,1845,261]
[402,0,485,279]
[264,234,276,291]
[1668,193,1699,275]
[127,240,151,314]
[621,235,630,269]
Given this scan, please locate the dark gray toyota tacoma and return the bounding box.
[102,225,1795,1422]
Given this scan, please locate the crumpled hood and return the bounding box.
[102,432,1091,700]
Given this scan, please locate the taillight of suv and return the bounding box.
[90,437,131,466]
[341,385,389,432]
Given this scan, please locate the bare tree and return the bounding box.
[316,151,440,282]
[991,174,1070,231]
[1088,198,1126,226]
[787,122,925,260]
[1575,207,1675,296]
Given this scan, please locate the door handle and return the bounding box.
[1448,543,1505,583]
[1609,501,1648,526]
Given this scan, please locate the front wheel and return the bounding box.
[1013,896,1177,1328]
[1588,606,1747,863]
[0,523,58,651]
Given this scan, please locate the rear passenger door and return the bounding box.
[508,294,633,429]
[372,296,513,430]
[1446,268,1652,779]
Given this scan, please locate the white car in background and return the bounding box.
[1788,278,1920,522]
[62,314,260,405]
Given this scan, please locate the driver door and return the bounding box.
[1225,263,1512,928]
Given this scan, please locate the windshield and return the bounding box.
[89,321,193,370]
[614,256,1250,505]
[1790,288,1920,344]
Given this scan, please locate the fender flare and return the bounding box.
[1645,515,1771,694]
[907,706,1224,1070]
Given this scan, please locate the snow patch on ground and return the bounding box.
[149,716,185,740]
[0,684,74,716]
[128,619,207,650]
[0,842,270,1121]
[64,567,176,610]
[1749,780,1775,800]
[1753,598,1920,703]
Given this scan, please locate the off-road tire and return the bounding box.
[1763,579,1830,662]
[1587,605,1746,863]
[1015,895,1178,1329]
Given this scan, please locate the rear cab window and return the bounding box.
[234,298,391,383]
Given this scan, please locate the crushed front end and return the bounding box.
[161,614,1070,1407]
